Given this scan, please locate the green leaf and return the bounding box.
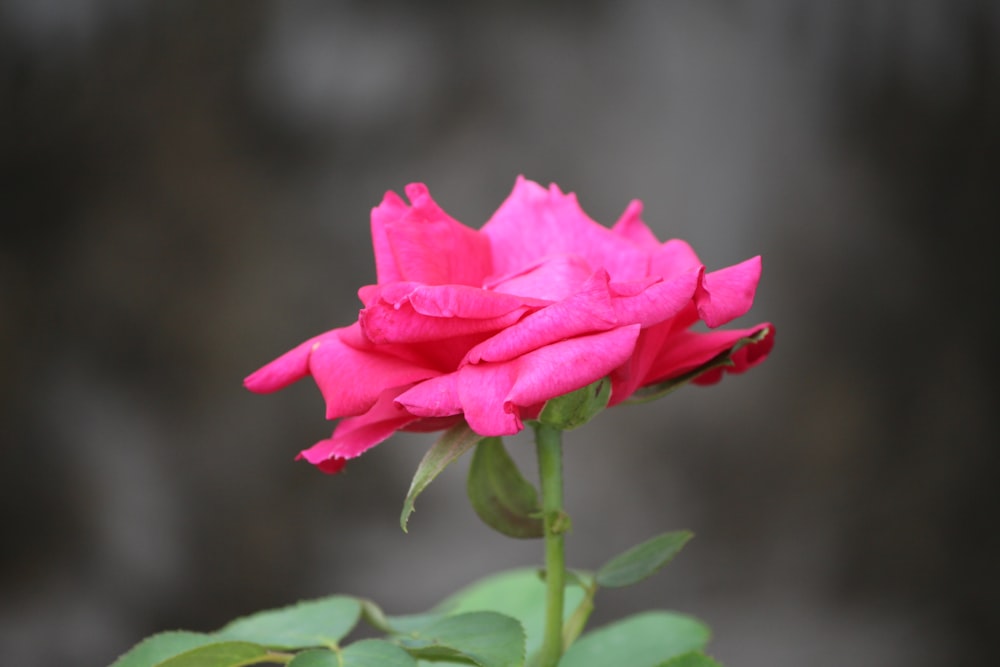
[435,569,584,658]
[537,378,611,430]
[467,438,544,539]
[373,612,448,636]
[562,570,595,590]
[359,599,393,634]
[216,596,361,649]
[595,531,693,588]
[287,649,338,667]
[625,327,771,405]
[289,641,418,667]
[342,640,420,667]
[109,632,218,667]
[657,651,723,667]
[395,611,525,667]
[401,423,483,532]
[557,612,710,667]
[155,642,271,667]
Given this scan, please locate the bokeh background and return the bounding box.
[2,2,998,666]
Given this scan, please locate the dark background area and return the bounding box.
[2,2,998,666]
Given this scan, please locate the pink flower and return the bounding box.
[246,177,774,473]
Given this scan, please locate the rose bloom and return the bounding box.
[246,177,774,473]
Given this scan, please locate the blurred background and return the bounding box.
[2,1,998,666]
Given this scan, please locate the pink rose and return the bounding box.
[246,177,774,473]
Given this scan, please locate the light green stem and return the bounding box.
[534,423,566,667]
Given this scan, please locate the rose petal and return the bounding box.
[643,323,773,388]
[486,255,595,302]
[611,199,661,250]
[370,190,408,284]
[357,281,420,309]
[402,325,642,435]
[407,284,535,318]
[504,324,642,408]
[244,333,328,394]
[309,329,441,418]
[360,281,536,320]
[361,301,532,344]
[463,270,618,365]
[395,374,463,418]
[610,268,701,327]
[695,256,762,328]
[608,321,676,405]
[375,183,493,286]
[482,176,650,282]
[458,363,522,435]
[298,387,419,471]
[359,282,540,345]
[649,239,703,281]
[692,324,775,385]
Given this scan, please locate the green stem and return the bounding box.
[534,423,566,667]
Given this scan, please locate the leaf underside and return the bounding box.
[467,438,544,538]
[401,422,483,532]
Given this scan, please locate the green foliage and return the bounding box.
[556,612,710,667]
[435,569,585,658]
[595,531,693,588]
[216,596,361,649]
[109,570,715,667]
[114,407,717,667]
[467,438,544,538]
[395,611,525,667]
[340,640,420,667]
[657,651,724,667]
[625,328,770,404]
[155,642,272,667]
[401,423,483,532]
[110,632,219,667]
[537,379,611,430]
[358,599,441,636]
[286,649,338,667]
[288,641,418,667]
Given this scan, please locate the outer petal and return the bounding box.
[463,270,618,365]
[395,374,463,418]
[309,327,441,418]
[611,200,661,250]
[693,324,775,385]
[649,239,703,281]
[695,256,762,328]
[609,268,701,327]
[481,176,650,282]
[373,183,492,286]
[504,324,642,408]
[298,386,419,472]
[458,363,522,436]
[370,190,408,284]
[244,332,329,393]
[643,323,774,388]
[608,320,676,406]
[402,325,642,436]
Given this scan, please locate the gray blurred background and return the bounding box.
[2,2,998,666]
